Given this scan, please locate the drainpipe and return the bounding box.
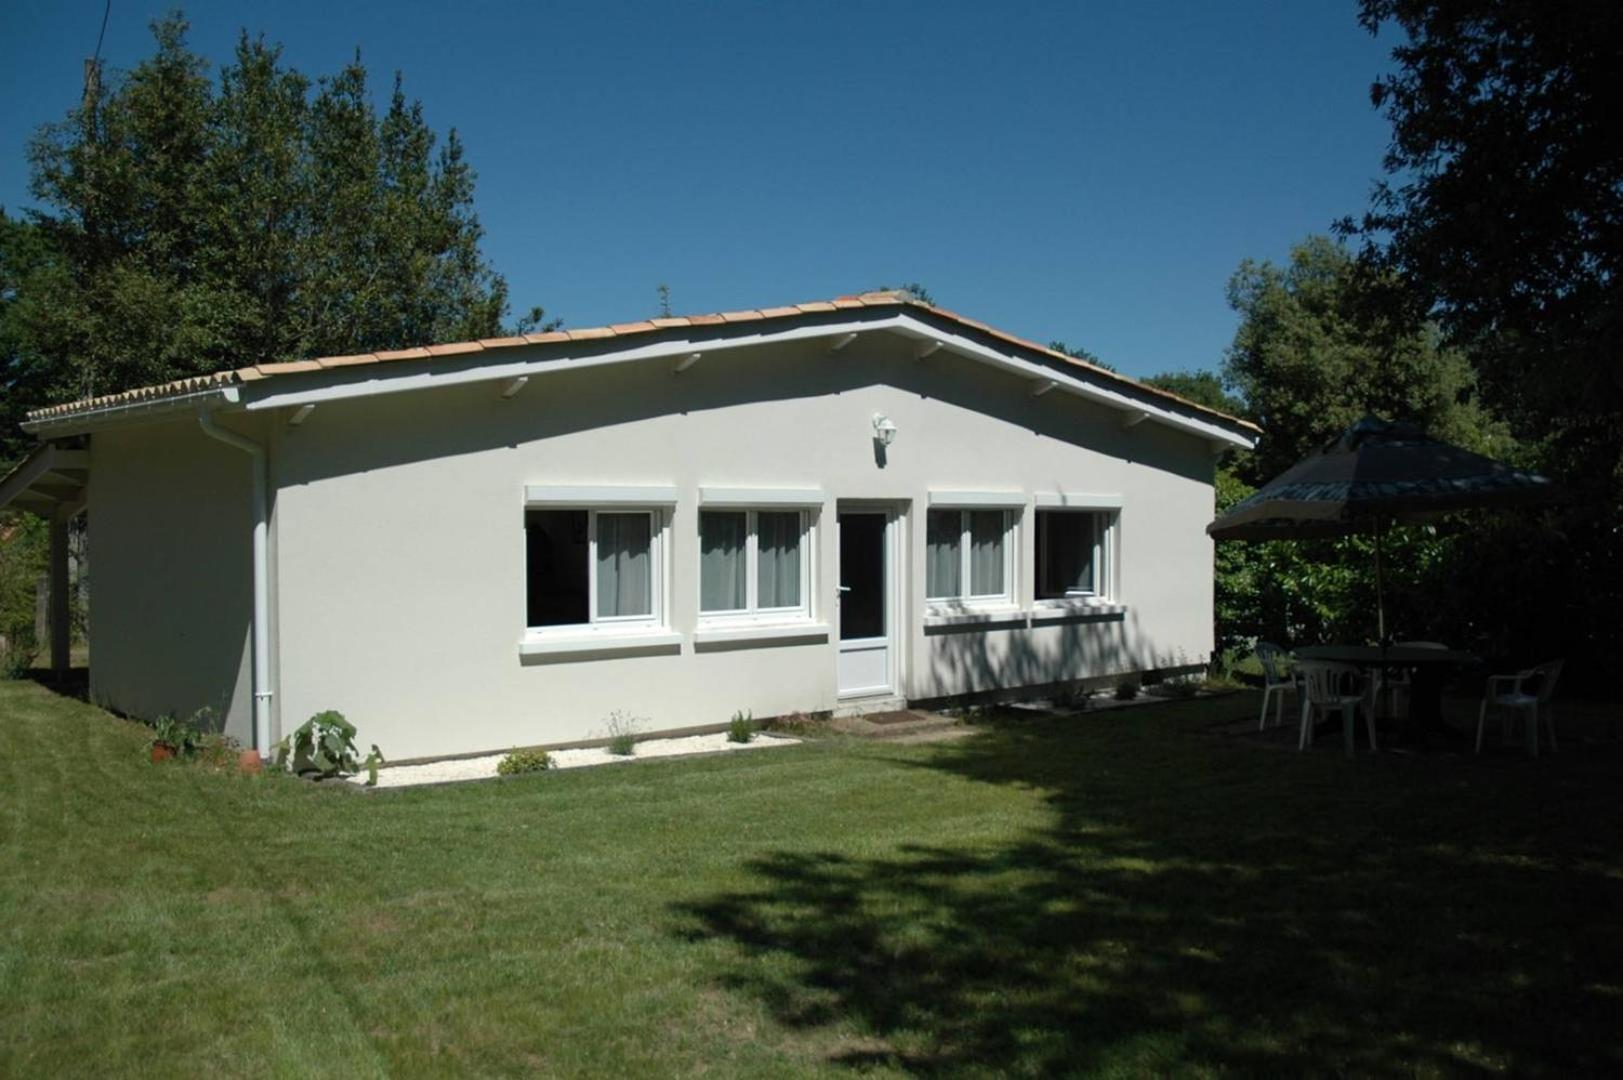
[198,407,273,758]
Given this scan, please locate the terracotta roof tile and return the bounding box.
[830,298,867,309]
[758,306,801,318]
[565,327,615,342]
[257,359,326,375]
[794,301,837,313]
[650,317,692,329]
[608,321,657,335]
[373,347,433,362]
[524,331,570,345]
[720,309,766,323]
[425,341,486,358]
[478,336,530,349]
[318,352,385,369]
[686,313,726,326]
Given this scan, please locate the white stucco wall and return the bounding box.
[267,332,1218,760]
[87,419,257,743]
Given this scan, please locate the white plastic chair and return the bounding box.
[1375,640,1449,717]
[1255,641,1299,731]
[1477,660,1564,758]
[1298,660,1378,756]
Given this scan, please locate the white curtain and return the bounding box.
[596,512,652,617]
[926,510,962,599]
[756,511,801,609]
[700,511,747,611]
[968,510,1005,596]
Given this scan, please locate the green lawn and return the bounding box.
[2,679,1620,1077]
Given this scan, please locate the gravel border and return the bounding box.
[350,731,800,790]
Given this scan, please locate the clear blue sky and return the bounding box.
[0,1,1396,378]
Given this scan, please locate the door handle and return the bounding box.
[838,585,852,593]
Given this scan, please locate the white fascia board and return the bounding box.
[1035,492,1124,509]
[886,317,1256,449]
[231,311,1253,447]
[239,315,913,414]
[525,484,678,507]
[927,490,1028,509]
[698,486,824,507]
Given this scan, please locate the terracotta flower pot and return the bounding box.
[237,749,265,775]
[150,742,175,763]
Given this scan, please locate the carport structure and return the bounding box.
[0,442,88,676]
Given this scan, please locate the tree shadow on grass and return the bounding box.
[672,703,1623,1075]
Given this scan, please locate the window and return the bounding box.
[526,508,660,629]
[1035,509,1112,600]
[926,508,1011,603]
[699,509,809,618]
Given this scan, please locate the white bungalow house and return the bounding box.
[4,291,1257,761]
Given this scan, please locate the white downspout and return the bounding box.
[198,407,273,758]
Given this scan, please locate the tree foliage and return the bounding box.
[3,14,537,466]
[1352,0,1623,490]
[1206,235,1530,662]
[1351,1,1623,687]
[1222,236,1507,484]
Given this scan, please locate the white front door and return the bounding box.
[837,509,892,696]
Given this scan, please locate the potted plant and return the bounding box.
[149,713,198,763]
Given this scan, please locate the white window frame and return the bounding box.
[1033,507,1117,605]
[925,507,1016,608]
[586,509,663,627]
[521,486,675,645]
[697,507,814,624]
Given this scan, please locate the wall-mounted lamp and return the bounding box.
[872,412,898,447]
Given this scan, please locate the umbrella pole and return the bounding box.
[1373,518,1387,645]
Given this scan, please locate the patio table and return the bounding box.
[1294,645,1477,737]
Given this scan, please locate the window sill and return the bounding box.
[1030,600,1126,621]
[518,628,683,659]
[693,621,831,647]
[923,604,1024,627]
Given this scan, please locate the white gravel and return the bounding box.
[351,731,799,790]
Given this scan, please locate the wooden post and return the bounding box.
[49,513,70,677]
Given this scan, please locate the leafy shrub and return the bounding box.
[1161,678,1201,699]
[195,731,243,769]
[1113,679,1140,701]
[0,513,45,679]
[0,626,36,680]
[1056,686,1093,712]
[497,748,552,775]
[602,711,642,757]
[727,710,755,744]
[151,712,201,756]
[281,709,360,779]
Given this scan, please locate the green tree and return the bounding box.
[1352,1,1623,687]
[1222,236,1506,484]
[13,12,532,447]
[1353,0,1623,491]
